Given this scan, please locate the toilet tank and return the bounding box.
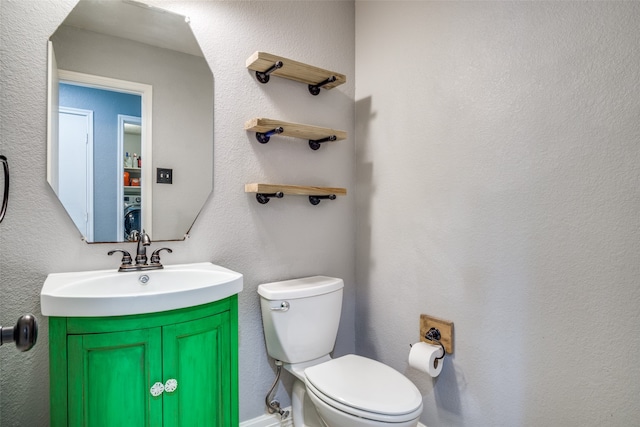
[258,276,344,363]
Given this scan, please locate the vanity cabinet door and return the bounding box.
[162,310,234,427]
[67,327,163,427]
[51,296,239,427]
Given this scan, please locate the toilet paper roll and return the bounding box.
[408,341,444,377]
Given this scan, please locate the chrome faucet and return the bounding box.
[108,230,173,272]
[135,230,152,265]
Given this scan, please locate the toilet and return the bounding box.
[258,276,423,427]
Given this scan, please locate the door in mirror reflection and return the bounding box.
[59,82,145,243]
[58,106,93,240]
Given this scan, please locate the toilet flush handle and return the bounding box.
[270,301,290,312]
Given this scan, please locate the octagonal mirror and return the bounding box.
[47,0,213,242]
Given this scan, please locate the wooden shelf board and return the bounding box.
[245,118,347,142]
[245,183,347,197]
[246,51,346,90]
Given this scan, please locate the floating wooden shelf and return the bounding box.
[245,183,347,205]
[246,51,346,95]
[245,118,347,150]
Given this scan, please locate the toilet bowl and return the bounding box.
[258,276,423,427]
[304,354,423,427]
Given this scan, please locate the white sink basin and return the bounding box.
[40,262,243,317]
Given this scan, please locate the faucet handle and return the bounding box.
[150,247,173,265]
[108,249,133,266]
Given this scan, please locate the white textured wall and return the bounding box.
[355,2,640,426]
[0,1,355,425]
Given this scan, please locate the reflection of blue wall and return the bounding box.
[59,83,141,242]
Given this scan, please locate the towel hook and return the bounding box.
[0,155,9,223]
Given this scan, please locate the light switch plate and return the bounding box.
[157,168,173,184]
[420,314,454,354]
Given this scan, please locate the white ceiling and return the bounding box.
[59,0,204,57]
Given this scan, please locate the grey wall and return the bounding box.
[355,1,640,426]
[0,0,355,424]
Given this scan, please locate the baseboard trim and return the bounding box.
[240,408,294,427]
[240,409,426,427]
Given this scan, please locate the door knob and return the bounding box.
[0,314,38,352]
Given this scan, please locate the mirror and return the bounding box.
[48,0,213,242]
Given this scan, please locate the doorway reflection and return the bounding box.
[122,118,142,241]
[59,83,142,242]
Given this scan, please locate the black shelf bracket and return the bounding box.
[308,135,337,151]
[255,61,284,84]
[309,194,336,205]
[308,76,337,96]
[256,127,284,144]
[256,192,284,204]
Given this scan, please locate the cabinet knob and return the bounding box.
[149,379,178,397]
[150,382,164,397]
[164,379,178,393]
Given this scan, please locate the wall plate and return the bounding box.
[157,168,172,184]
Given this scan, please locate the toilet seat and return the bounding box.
[304,354,423,423]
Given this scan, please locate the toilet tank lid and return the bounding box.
[258,276,344,300]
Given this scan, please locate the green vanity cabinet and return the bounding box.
[49,296,239,427]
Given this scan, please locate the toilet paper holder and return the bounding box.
[419,314,454,355]
[423,327,446,360]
